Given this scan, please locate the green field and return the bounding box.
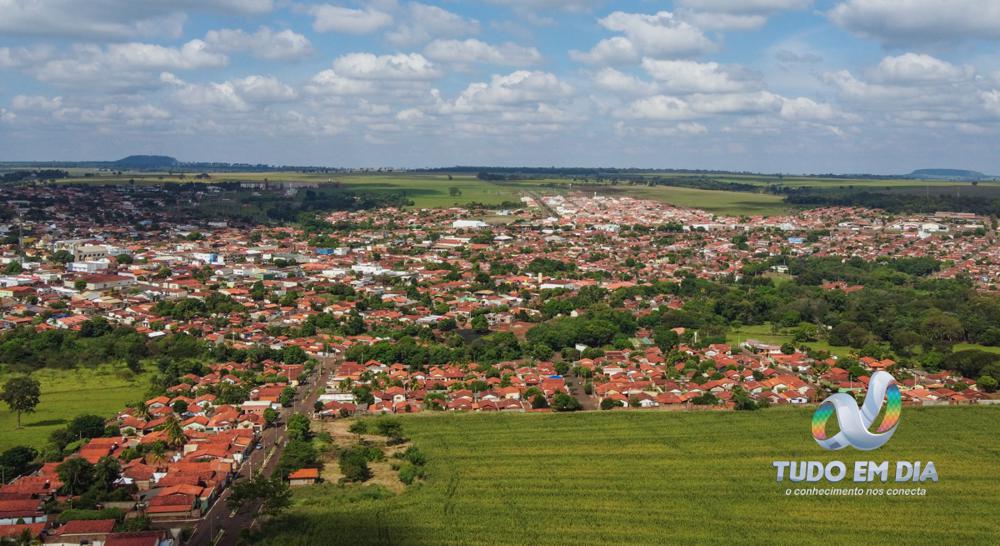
[0,365,148,452]
[726,323,855,359]
[254,407,1000,546]
[57,171,522,209]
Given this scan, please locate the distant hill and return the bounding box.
[113,155,179,170]
[909,169,992,181]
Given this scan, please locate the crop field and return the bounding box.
[56,171,522,209]
[0,365,148,452]
[254,406,1000,546]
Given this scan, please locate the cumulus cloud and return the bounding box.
[676,0,810,30]
[593,67,659,95]
[11,95,63,111]
[332,52,441,80]
[32,40,227,88]
[829,0,1000,45]
[423,39,542,67]
[0,0,272,39]
[308,5,393,34]
[304,70,376,96]
[165,73,295,111]
[641,59,760,93]
[387,3,479,47]
[438,71,573,114]
[571,11,716,65]
[204,27,312,60]
[871,53,972,84]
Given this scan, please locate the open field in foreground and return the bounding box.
[255,406,1000,546]
[0,365,148,452]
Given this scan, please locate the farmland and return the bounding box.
[253,407,1000,546]
[0,365,149,452]
[49,168,1000,217]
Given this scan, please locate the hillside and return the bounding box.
[253,407,1000,546]
[112,155,179,170]
[909,169,990,181]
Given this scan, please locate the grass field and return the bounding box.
[0,365,148,452]
[57,171,522,209]
[726,323,855,359]
[254,407,1000,546]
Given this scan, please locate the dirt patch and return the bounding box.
[312,417,408,492]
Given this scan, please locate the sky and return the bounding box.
[1,0,1000,174]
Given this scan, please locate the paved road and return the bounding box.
[188,363,332,546]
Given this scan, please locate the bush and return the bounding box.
[339,446,372,483]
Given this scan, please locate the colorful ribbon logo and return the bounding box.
[812,371,902,451]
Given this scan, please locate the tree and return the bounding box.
[449,187,461,197]
[471,314,490,334]
[600,398,622,410]
[551,392,581,412]
[2,376,41,429]
[161,414,186,449]
[73,279,88,291]
[0,446,38,481]
[171,400,189,415]
[339,446,372,482]
[263,407,278,427]
[228,474,292,518]
[279,386,296,407]
[286,413,311,442]
[348,420,368,439]
[530,394,548,409]
[977,375,998,393]
[57,457,95,495]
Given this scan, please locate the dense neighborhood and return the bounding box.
[1,180,999,544]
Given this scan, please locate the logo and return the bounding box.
[811,371,901,451]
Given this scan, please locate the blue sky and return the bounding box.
[2,0,1000,174]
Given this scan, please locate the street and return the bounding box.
[187,362,332,546]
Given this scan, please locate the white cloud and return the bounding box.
[309,5,393,34]
[679,12,767,31]
[32,40,227,88]
[332,53,441,80]
[11,95,63,111]
[439,70,573,114]
[166,74,295,111]
[619,91,784,120]
[304,70,376,96]
[205,27,313,60]
[593,67,659,95]
[829,0,1000,44]
[982,90,1000,117]
[387,3,479,47]
[641,59,759,93]
[0,0,272,39]
[396,108,426,122]
[677,0,810,14]
[572,11,716,65]
[570,37,638,65]
[0,45,54,69]
[779,97,838,121]
[872,53,972,84]
[676,0,809,30]
[423,39,542,66]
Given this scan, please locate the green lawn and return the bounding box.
[0,365,149,452]
[254,407,1000,546]
[726,323,855,359]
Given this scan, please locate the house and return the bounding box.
[287,468,320,486]
[46,518,116,546]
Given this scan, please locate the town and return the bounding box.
[0,178,997,544]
